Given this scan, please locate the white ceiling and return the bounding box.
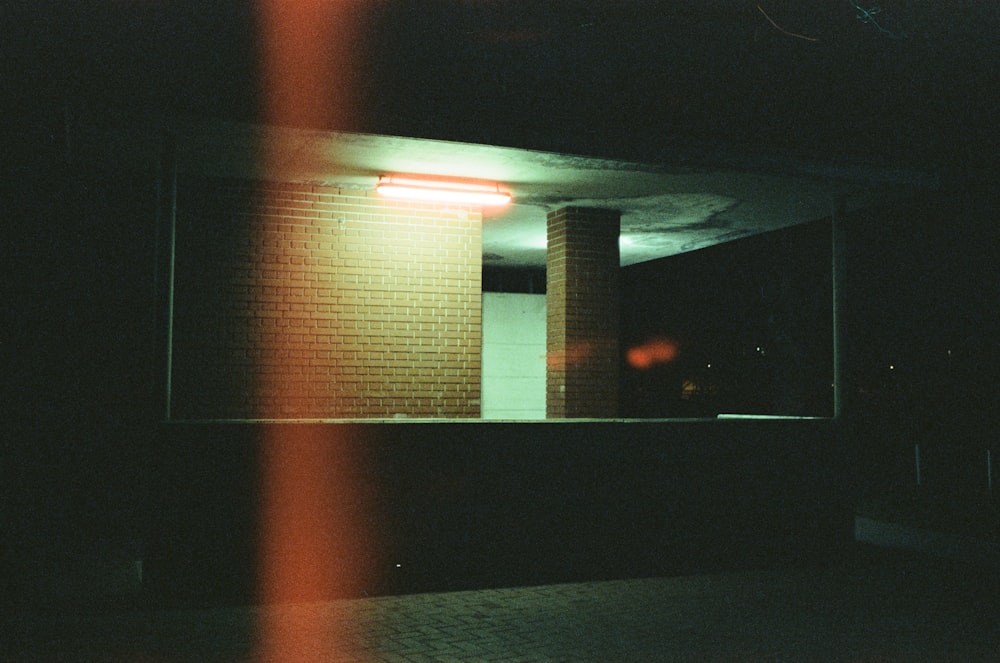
[83,117,928,268]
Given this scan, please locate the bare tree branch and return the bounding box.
[756,5,820,42]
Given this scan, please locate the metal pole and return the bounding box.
[832,191,846,420]
[63,99,72,164]
[161,133,178,421]
[987,449,993,495]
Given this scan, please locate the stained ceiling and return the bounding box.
[152,119,925,268]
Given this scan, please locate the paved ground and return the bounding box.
[5,546,999,662]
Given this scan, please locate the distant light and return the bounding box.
[889,364,895,370]
[376,175,511,206]
[706,363,712,368]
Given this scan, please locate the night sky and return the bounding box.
[621,219,835,418]
[4,1,999,170]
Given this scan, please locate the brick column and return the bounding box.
[546,206,621,418]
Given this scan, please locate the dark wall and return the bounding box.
[147,420,846,606]
[618,185,1000,501]
[3,166,159,614]
[842,184,1000,499]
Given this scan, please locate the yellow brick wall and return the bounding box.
[171,179,482,419]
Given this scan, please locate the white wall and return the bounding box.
[481,292,546,419]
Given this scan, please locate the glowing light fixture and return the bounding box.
[376,175,511,206]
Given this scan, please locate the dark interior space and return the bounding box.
[482,266,547,294]
[621,219,834,418]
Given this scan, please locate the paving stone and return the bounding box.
[8,553,1000,661]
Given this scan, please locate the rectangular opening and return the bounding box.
[167,178,833,422]
[621,220,834,419]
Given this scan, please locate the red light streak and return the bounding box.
[626,337,679,370]
[254,2,372,660]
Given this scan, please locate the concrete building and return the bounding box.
[5,114,946,607]
[139,120,921,424]
[5,2,998,613]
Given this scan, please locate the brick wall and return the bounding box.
[171,179,482,419]
[546,207,621,418]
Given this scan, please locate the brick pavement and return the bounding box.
[6,553,1000,661]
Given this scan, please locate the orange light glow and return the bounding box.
[256,427,368,659]
[257,0,366,132]
[626,337,679,370]
[254,2,371,660]
[376,175,512,206]
[680,378,698,400]
[546,341,595,369]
